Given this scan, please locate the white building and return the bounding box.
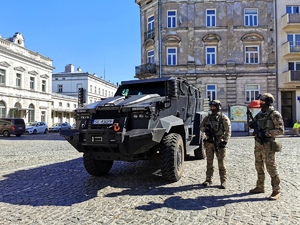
[0,32,78,126]
[52,64,118,104]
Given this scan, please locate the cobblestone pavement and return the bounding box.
[0,133,299,225]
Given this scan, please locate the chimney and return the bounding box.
[65,64,74,72]
[77,66,82,72]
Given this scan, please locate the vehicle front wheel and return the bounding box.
[160,133,184,182]
[83,153,114,176]
[44,129,48,134]
[194,134,206,159]
[33,129,37,134]
[3,130,10,137]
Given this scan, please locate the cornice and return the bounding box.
[14,66,26,72]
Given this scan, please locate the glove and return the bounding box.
[248,121,254,129]
[218,141,227,148]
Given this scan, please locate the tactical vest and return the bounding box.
[256,110,275,131]
[207,114,224,136]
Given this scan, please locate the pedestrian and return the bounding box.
[199,100,231,189]
[248,93,284,200]
[293,120,300,135]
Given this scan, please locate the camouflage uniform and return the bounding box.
[200,100,231,188]
[249,93,284,200]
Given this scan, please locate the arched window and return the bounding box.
[28,104,35,122]
[0,101,6,118]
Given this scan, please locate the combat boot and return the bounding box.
[220,181,226,189]
[269,191,280,200]
[249,187,264,194]
[202,180,212,186]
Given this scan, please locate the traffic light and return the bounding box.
[78,88,86,106]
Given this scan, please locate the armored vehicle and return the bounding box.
[61,77,206,182]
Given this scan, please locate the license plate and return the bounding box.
[92,119,114,125]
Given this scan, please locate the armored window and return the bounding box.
[0,69,6,84]
[287,6,300,14]
[42,80,46,92]
[167,48,177,65]
[147,50,154,64]
[30,77,35,90]
[167,10,176,28]
[245,84,259,102]
[206,84,216,101]
[206,46,217,65]
[58,84,63,93]
[245,46,259,64]
[206,9,216,27]
[16,73,21,87]
[244,9,258,26]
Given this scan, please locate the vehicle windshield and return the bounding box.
[26,122,37,126]
[115,81,166,97]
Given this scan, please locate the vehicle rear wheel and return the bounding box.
[194,134,206,159]
[83,152,114,176]
[16,134,22,137]
[160,133,184,182]
[44,129,48,134]
[33,129,37,134]
[3,130,10,137]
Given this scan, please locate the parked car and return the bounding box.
[25,122,48,134]
[49,122,71,132]
[71,123,77,129]
[0,118,26,137]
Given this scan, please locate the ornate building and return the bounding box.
[135,0,276,130]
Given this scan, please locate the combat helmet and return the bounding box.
[209,100,222,111]
[258,93,274,106]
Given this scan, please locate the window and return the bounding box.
[288,62,300,70]
[288,34,300,52]
[59,102,62,107]
[67,103,70,108]
[16,73,21,87]
[245,84,259,102]
[94,86,97,93]
[206,85,216,101]
[28,104,35,122]
[58,84,63,93]
[287,6,300,14]
[147,15,155,39]
[42,80,46,92]
[167,10,176,28]
[30,77,35,90]
[105,90,107,96]
[167,48,177,65]
[41,111,46,122]
[206,9,216,27]
[74,104,77,108]
[0,69,5,84]
[90,85,92,92]
[98,88,101,94]
[245,46,259,64]
[244,9,258,26]
[147,50,154,64]
[0,101,6,118]
[206,47,216,65]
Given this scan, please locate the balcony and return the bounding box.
[282,13,300,32]
[282,70,300,84]
[135,63,157,78]
[282,41,300,59]
[144,29,155,40]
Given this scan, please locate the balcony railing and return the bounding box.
[282,41,300,59]
[144,29,155,40]
[282,70,300,83]
[135,63,156,76]
[282,13,300,31]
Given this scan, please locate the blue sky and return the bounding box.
[0,0,141,85]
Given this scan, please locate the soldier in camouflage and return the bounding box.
[248,93,284,200]
[200,100,231,189]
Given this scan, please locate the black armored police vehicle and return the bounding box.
[61,77,206,182]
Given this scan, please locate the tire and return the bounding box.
[16,134,22,137]
[160,133,184,182]
[83,152,113,176]
[44,129,48,134]
[33,129,37,134]
[194,134,206,159]
[3,130,10,137]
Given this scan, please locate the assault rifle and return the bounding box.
[204,124,219,152]
[246,109,266,144]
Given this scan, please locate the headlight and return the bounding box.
[131,111,150,119]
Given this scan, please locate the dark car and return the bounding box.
[0,118,26,137]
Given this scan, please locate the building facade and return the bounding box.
[276,0,300,127]
[135,0,276,129]
[0,32,78,126]
[52,64,118,105]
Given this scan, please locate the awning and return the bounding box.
[10,107,34,111]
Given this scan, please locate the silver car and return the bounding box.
[49,122,71,132]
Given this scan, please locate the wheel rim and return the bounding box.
[177,145,183,171]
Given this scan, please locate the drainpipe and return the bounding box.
[275,0,279,110]
[158,0,162,78]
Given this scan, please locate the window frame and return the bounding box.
[41,80,46,92]
[58,84,63,93]
[244,8,258,26]
[245,46,259,64]
[206,9,216,27]
[147,50,154,64]
[287,6,300,14]
[30,77,35,90]
[16,73,22,88]
[167,10,177,28]
[245,84,260,103]
[206,84,217,101]
[167,47,177,65]
[0,69,6,85]
[205,46,217,65]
